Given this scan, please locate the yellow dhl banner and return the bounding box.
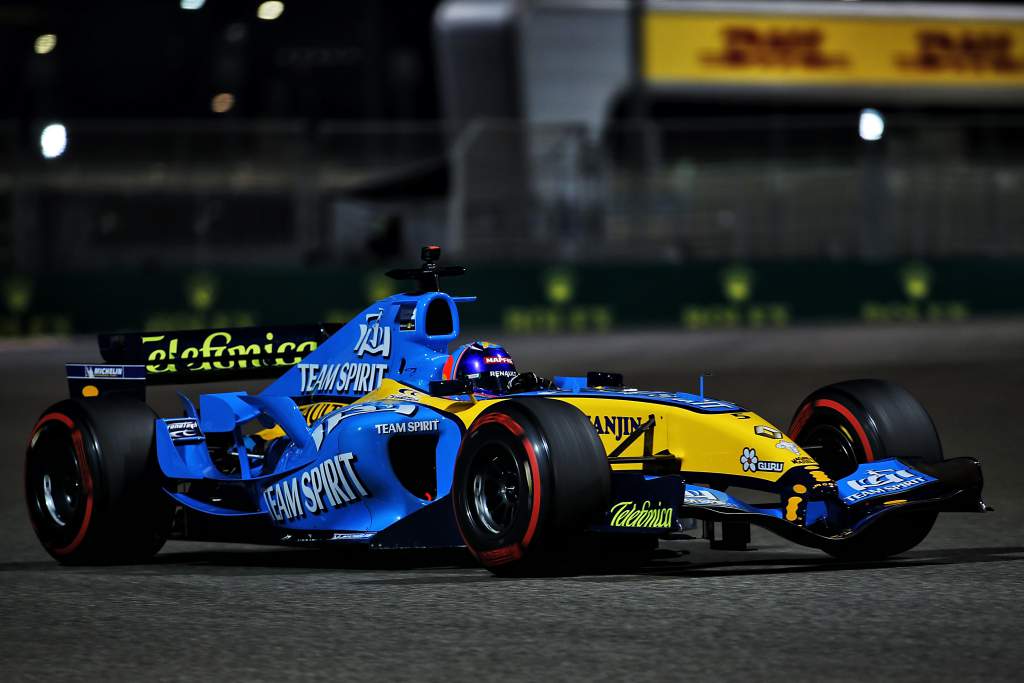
[645,12,1024,87]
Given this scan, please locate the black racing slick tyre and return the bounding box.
[25,398,173,565]
[789,379,943,561]
[452,398,610,575]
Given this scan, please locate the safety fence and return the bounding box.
[451,117,1024,263]
[1,116,1023,275]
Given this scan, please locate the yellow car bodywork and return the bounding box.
[351,379,826,490]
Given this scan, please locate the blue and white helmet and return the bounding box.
[442,341,518,396]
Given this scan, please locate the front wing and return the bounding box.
[590,457,987,552]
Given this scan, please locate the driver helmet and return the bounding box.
[442,341,518,396]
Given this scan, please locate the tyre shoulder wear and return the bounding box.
[464,411,544,567]
[453,398,610,575]
[25,398,172,565]
[789,379,943,561]
[791,397,878,462]
[26,411,96,558]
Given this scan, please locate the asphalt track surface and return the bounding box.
[2,322,1024,681]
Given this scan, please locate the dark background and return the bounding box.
[1,2,1023,680]
[0,0,441,122]
[1,1,1023,336]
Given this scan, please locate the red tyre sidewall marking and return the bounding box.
[799,399,874,462]
[28,413,94,555]
[789,404,814,439]
[456,412,543,566]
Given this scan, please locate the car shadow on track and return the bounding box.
[579,544,1024,582]
[2,545,1022,581]
[153,546,481,572]
[0,546,480,575]
[349,544,1024,585]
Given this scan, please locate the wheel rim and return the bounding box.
[467,443,527,536]
[28,423,86,532]
[799,422,860,479]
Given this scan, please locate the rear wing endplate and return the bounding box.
[66,323,343,399]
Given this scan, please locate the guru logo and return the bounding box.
[354,310,391,358]
[740,447,784,473]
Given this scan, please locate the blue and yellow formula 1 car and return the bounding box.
[25,247,989,574]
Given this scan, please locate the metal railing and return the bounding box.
[1,115,1022,271]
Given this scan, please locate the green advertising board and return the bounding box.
[0,260,1020,337]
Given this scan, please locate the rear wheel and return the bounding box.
[453,398,610,575]
[789,379,943,561]
[25,398,172,565]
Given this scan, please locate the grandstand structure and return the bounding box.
[1,0,1022,269]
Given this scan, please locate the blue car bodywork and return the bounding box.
[66,268,988,557]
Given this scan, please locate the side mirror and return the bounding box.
[429,379,473,397]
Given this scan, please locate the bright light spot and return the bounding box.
[34,34,57,55]
[180,0,206,10]
[859,108,885,142]
[211,92,235,114]
[257,1,285,21]
[40,123,67,159]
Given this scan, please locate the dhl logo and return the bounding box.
[646,12,1024,87]
[897,30,1024,74]
[701,26,848,70]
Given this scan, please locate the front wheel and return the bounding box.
[452,398,610,575]
[789,379,943,561]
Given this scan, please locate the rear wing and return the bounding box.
[67,323,343,399]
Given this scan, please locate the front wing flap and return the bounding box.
[678,457,987,551]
